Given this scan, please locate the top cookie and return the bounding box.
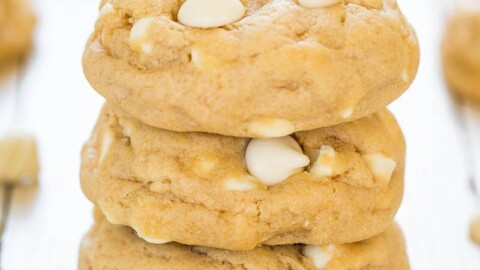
[443,10,480,102]
[0,0,35,62]
[84,0,419,137]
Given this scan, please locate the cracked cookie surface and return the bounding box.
[443,10,480,102]
[0,0,35,62]
[80,104,405,250]
[78,211,410,270]
[83,0,419,137]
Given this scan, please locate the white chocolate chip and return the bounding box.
[191,48,204,67]
[341,108,354,119]
[123,124,133,137]
[303,245,335,269]
[224,175,257,191]
[246,136,310,186]
[101,29,108,46]
[140,236,170,245]
[195,159,216,174]
[303,219,311,228]
[85,147,98,161]
[363,153,397,184]
[130,17,156,54]
[178,0,245,28]
[191,48,221,70]
[401,70,410,83]
[136,226,170,244]
[309,145,336,177]
[141,44,153,54]
[99,2,114,17]
[99,130,114,164]
[248,118,295,138]
[90,40,105,54]
[299,0,341,8]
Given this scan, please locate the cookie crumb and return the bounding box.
[470,214,480,245]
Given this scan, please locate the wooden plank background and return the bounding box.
[0,0,479,269]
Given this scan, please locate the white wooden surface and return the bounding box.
[0,0,479,269]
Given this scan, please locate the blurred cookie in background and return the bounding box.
[443,9,480,102]
[0,0,35,64]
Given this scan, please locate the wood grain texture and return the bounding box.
[0,0,479,269]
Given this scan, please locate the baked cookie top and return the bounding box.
[0,0,35,62]
[81,104,405,250]
[83,0,419,137]
[443,10,480,102]
[79,211,410,270]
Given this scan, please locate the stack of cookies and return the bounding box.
[79,0,419,269]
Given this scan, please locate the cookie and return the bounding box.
[0,0,35,62]
[82,0,419,137]
[81,104,405,251]
[79,210,410,270]
[443,10,480,102]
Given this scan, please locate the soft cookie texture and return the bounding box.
[81,104,405,251]
[79,211,410,270]
[83,0,419,137]
[443,10,480,102]
[0,0,35,62]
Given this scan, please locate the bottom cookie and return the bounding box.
[79,211,410,270]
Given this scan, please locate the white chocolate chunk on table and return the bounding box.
[0,0,479,269]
